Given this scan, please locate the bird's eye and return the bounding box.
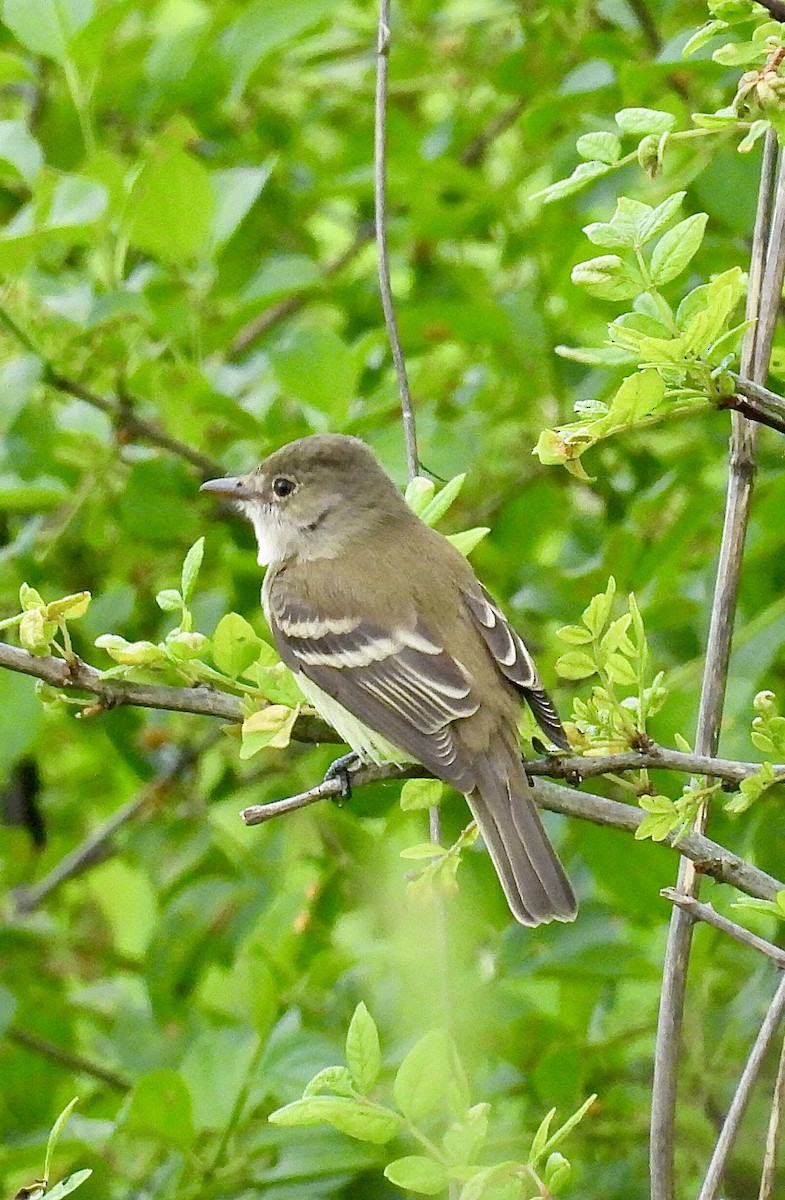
[272,477,296,498]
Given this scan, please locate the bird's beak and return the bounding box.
[200,476,257,501]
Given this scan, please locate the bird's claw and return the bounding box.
[323,751,360,800]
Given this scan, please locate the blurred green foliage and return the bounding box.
[2,0,785,1197]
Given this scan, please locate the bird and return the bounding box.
[201,433,577,927]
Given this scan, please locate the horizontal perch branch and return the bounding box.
[2,641,784,780]
[241,768,785,904]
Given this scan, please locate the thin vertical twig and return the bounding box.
[374,0,449,1026]
[374,0,419,478]
[759,1028,785,1200]
[698,972,785,1200]
[650,129,783,1200]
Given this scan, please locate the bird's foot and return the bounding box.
[323,751,361,800]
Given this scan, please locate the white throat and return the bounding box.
[240,502,287,566]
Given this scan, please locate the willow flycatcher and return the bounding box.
[202,434,576,927]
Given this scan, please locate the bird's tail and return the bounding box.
[467,744,577,927]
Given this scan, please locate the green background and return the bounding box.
[0,0,783,1196]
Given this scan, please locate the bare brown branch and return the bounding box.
[12,743,202,916]
[661,889,785,968]
[227,226,374,359]
[6,637,785,780]
[756,0,785,22]
[45,370,223,477]
[0,302,222,476]
[0,640,245,722]
[7,1027,130,1092]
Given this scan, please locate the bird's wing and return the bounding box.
[462,586,570,750]
[265,588,480,791]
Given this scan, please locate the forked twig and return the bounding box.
[661,889,785,969]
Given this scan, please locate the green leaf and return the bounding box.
[649,214,708,286]
[0,473,68,511]
[576,131,621,164]
[156,588,184,613]
[44,1098,80,1182]
[582,577,616,637]
[609,371,666,423]
[583,220,638,250]
[209,162,275,251]
[446,528,490,555]
[42,1171,92,1199]
[1,0,93,63]
[20,582,44,611]
[272,328,360,417]
[125,146,214,264]
[605,652,638,686]
[394,1029,457,1125]
[46,176,107,228]
[600,613,633,656]
[405,476,436,516]
[95,635,166,666]
[0,120,42,184]
[534,1093,597,1161]
[401,779,445,811]
[458,1163,519,1200]
[683,19,725,56]
[345,1002,382,1095]
[607,317,660,353]
[571,254,643,300]
[544,1151,571,1191]
[556,625,593,645]
[637,192,686,244]
[45,592,91,620]
[530,1107,556,1166]
[166,631,208,660]
[738,119,769,153]
[556,651,597,680]
[692,109,742,131]
[220,0,335,100]
[240,705,300,757]
[249,661,305,706]
[123,1069,195,1150]
[635,811,679,841]
[443,1103,490,1167]
[419,474,466,526]
[268,1096,400,1143]
[384,1156,449,1195]
[532,160,611,205]
[727,761,778,813]
[303,1066,356,1097]
[19,608,58,655]
[637,133,664,177]
[212,612,262,678]
[615,107,676,135]
[181,537,205,603]
[400,843,446,861]
[555,343,635,366]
